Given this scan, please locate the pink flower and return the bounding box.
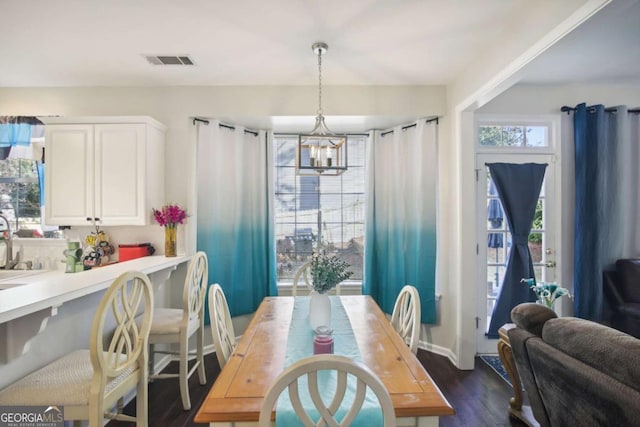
[152,204,187,228]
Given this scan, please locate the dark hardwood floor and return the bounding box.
[108,350,529,427]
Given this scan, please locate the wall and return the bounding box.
[478,82,640,317]
[0,85,461,378]
[445,0,609,369]
[478,84,640,114]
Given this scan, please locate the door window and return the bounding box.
[475,115,558,354]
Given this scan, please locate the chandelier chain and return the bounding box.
[317,47,323,116]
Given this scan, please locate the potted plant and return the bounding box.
[308,251,353,329]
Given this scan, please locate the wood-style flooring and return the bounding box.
[108,350,529,427]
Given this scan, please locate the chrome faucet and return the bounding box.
[0,213,16,269]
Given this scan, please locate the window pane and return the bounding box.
[478,122,551,149]
[503,126,524,146]
[0,159,42,235]
[478,126,502,146]
[341,166,365,193]
[347,138,366,167]
[274,138,297,167]
[274,135,365,282]
[525,126,548,147]
[529,235,543,263]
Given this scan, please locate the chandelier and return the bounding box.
[297,42,347,176]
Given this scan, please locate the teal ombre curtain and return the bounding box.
[364,120,438,324]
[196,120,276,317]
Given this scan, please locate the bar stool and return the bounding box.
[146,251,208,410]
[0,270,154,426]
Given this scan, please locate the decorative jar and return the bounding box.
[313,326,334,354]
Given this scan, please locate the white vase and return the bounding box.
[309,291,331,330]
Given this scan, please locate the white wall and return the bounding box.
[478,84,640,114]
[478,83,640,318]
[0,85,462,378]
[445,0,609,369]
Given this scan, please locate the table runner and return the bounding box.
[275,296,383,426]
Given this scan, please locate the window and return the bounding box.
[476,116,554,149]
[273,135,366,282]
[0,159,43,236]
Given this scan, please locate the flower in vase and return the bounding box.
[521,278,570,309]
[309,251,353,294]
[152,204,187,228]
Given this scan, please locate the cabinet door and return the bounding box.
[44,125,94,225]
[94,124,146,225]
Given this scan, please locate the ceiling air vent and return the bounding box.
[144,55,195,65]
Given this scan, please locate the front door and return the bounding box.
[475,153,557,354]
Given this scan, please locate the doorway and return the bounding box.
[475,153,557,354]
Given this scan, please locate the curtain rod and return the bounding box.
[274,133,370,137]
[381,117,439,137]
[192,117,259,136]
[561,106,640,114]
[219,123,259,137]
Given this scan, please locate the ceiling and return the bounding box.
[519,0,640,86]
[2,0,638,90]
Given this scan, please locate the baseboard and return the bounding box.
[418,340,458,367]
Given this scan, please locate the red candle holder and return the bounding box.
[313,326,334,354]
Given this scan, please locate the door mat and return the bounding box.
[480,355,512,387]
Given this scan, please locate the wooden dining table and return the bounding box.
[195,295,454,426]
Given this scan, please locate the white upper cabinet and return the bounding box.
[44,117,165,226]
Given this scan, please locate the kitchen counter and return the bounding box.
[0,255,191,324]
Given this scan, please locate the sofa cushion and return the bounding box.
[526,337,640,427]
[511,303,557,337]
[542,317,640,391]
[615,259,640,303]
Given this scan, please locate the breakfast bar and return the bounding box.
[0,255,190,368]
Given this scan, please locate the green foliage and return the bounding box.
[478,125,530,147]
[0,159,40,220]
[310,251,353,294]
[529,200,543,243]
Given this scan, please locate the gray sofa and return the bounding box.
[508,303,640,427]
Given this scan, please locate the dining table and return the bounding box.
[194,295,454,426]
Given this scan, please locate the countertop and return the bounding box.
[0,255,191,324]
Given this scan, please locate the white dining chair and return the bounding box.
[258,354,396,427]
[390,285,421,355]
[145,251,208,410]
[291,261,312,296]
[208,283,236,369]
[292,261,341,296]
[0,270,154,427]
